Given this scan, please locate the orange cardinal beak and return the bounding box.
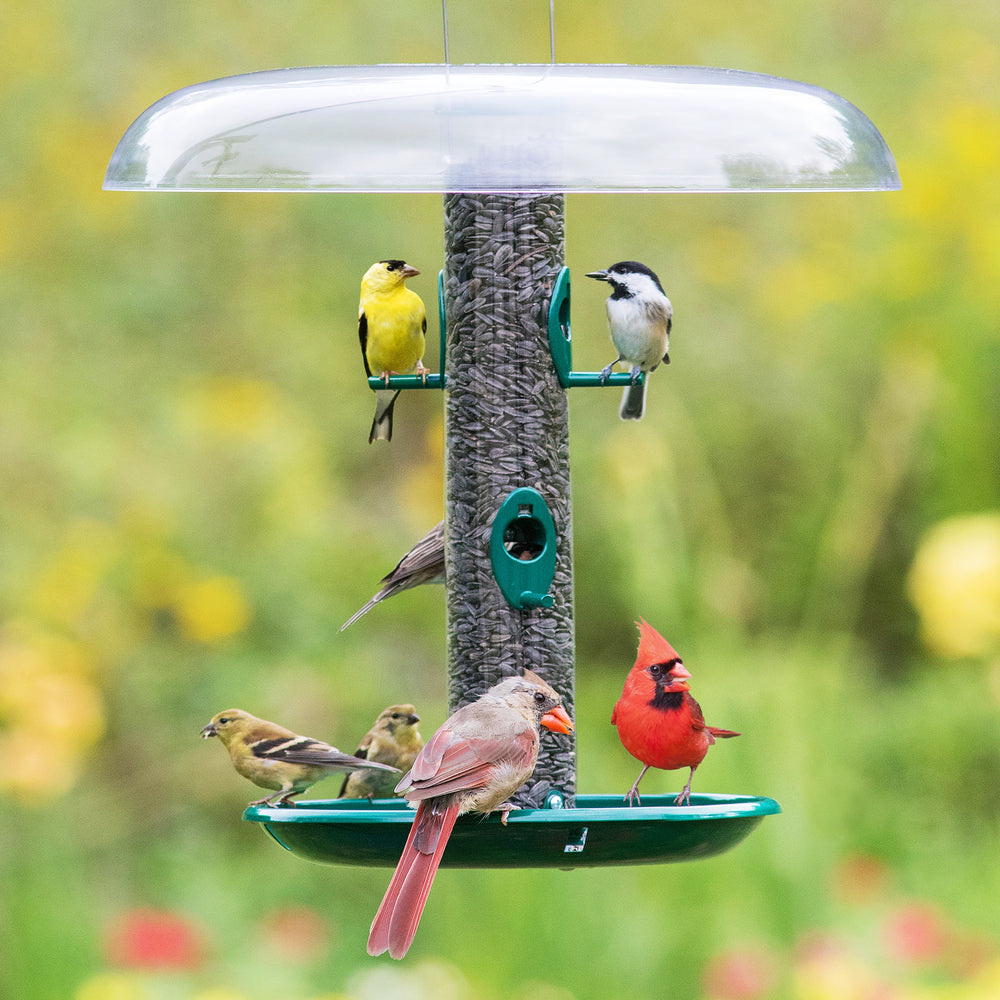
[663,661,691,692]
[540,705,575,734]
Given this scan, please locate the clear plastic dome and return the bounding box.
[104,64,900,193]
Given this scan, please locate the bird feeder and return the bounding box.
[105,28,898,868]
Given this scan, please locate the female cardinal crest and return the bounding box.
[612,619,739,806]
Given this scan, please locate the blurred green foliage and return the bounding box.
[2,1,1000,998]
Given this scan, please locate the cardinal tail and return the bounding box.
[367,798,460,959]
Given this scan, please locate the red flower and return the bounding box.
[883,902,951,966]
[703,946,776,1000]
[104,908,206,971]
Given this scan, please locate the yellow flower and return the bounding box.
[29,518,118,629]
[183,376,281,439]
[173,575,251,644]
[0,629,106,803]
[74,972,150,1000]
[907,514,1000,658]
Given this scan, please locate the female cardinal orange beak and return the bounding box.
[540,705,575,734]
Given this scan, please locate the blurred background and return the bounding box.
[2,1,1000,997]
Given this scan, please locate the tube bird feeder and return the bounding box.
[105,52,898,867]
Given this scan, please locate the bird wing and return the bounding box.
[339,521,446,630]
[337,733,373,796]
[684,694,739,740]
[684,693,709,732]
[358,309,373,377]
[379,520,445,589]
[398,725,535,801]
[251,735,396,772]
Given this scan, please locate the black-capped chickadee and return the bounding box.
[586,261,673,421]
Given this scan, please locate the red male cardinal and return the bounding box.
[611,620,738,806]
[367,669,574,960]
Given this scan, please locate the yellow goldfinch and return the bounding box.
[338,704,425,800]
[358,260,428,443]
[340,520,445,631]
[201,708,401,807]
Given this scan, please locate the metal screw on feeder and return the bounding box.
[104,1,899,867]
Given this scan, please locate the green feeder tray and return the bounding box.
[246,793,780,870]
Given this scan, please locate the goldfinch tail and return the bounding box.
[370,389,400,443]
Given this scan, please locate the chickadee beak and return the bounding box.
[540,705,575,734]
[585,269,609,281]
[200,723,218,738]
[401,264,420,279]
[407,713,420,725]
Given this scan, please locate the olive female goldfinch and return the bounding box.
[201,709,401,806]
[338,704,425,800]
[358,260,428,443]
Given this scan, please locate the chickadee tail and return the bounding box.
[369,389,400,443]
[619,379,647,421]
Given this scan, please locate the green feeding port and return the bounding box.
[489,488,558,611]
[547,266,643,389]
[248,794,781,869]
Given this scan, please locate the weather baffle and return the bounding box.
[103,64,900,193]
[106,55,900,869]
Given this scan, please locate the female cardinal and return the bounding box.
[367,670,574,960]
[611,620,738,806]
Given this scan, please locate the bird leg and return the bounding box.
[624,765,650,807]
[415,361,429,384]
[673,768,696,806]
[252,788,302,808]
[599,357,622,384]
[248,790,287,807]
[495,802,518,825]
[628,365,642,385]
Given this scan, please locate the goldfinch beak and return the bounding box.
[401,264,420,279]
[200,723,218,738]
[585,269,609,281]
